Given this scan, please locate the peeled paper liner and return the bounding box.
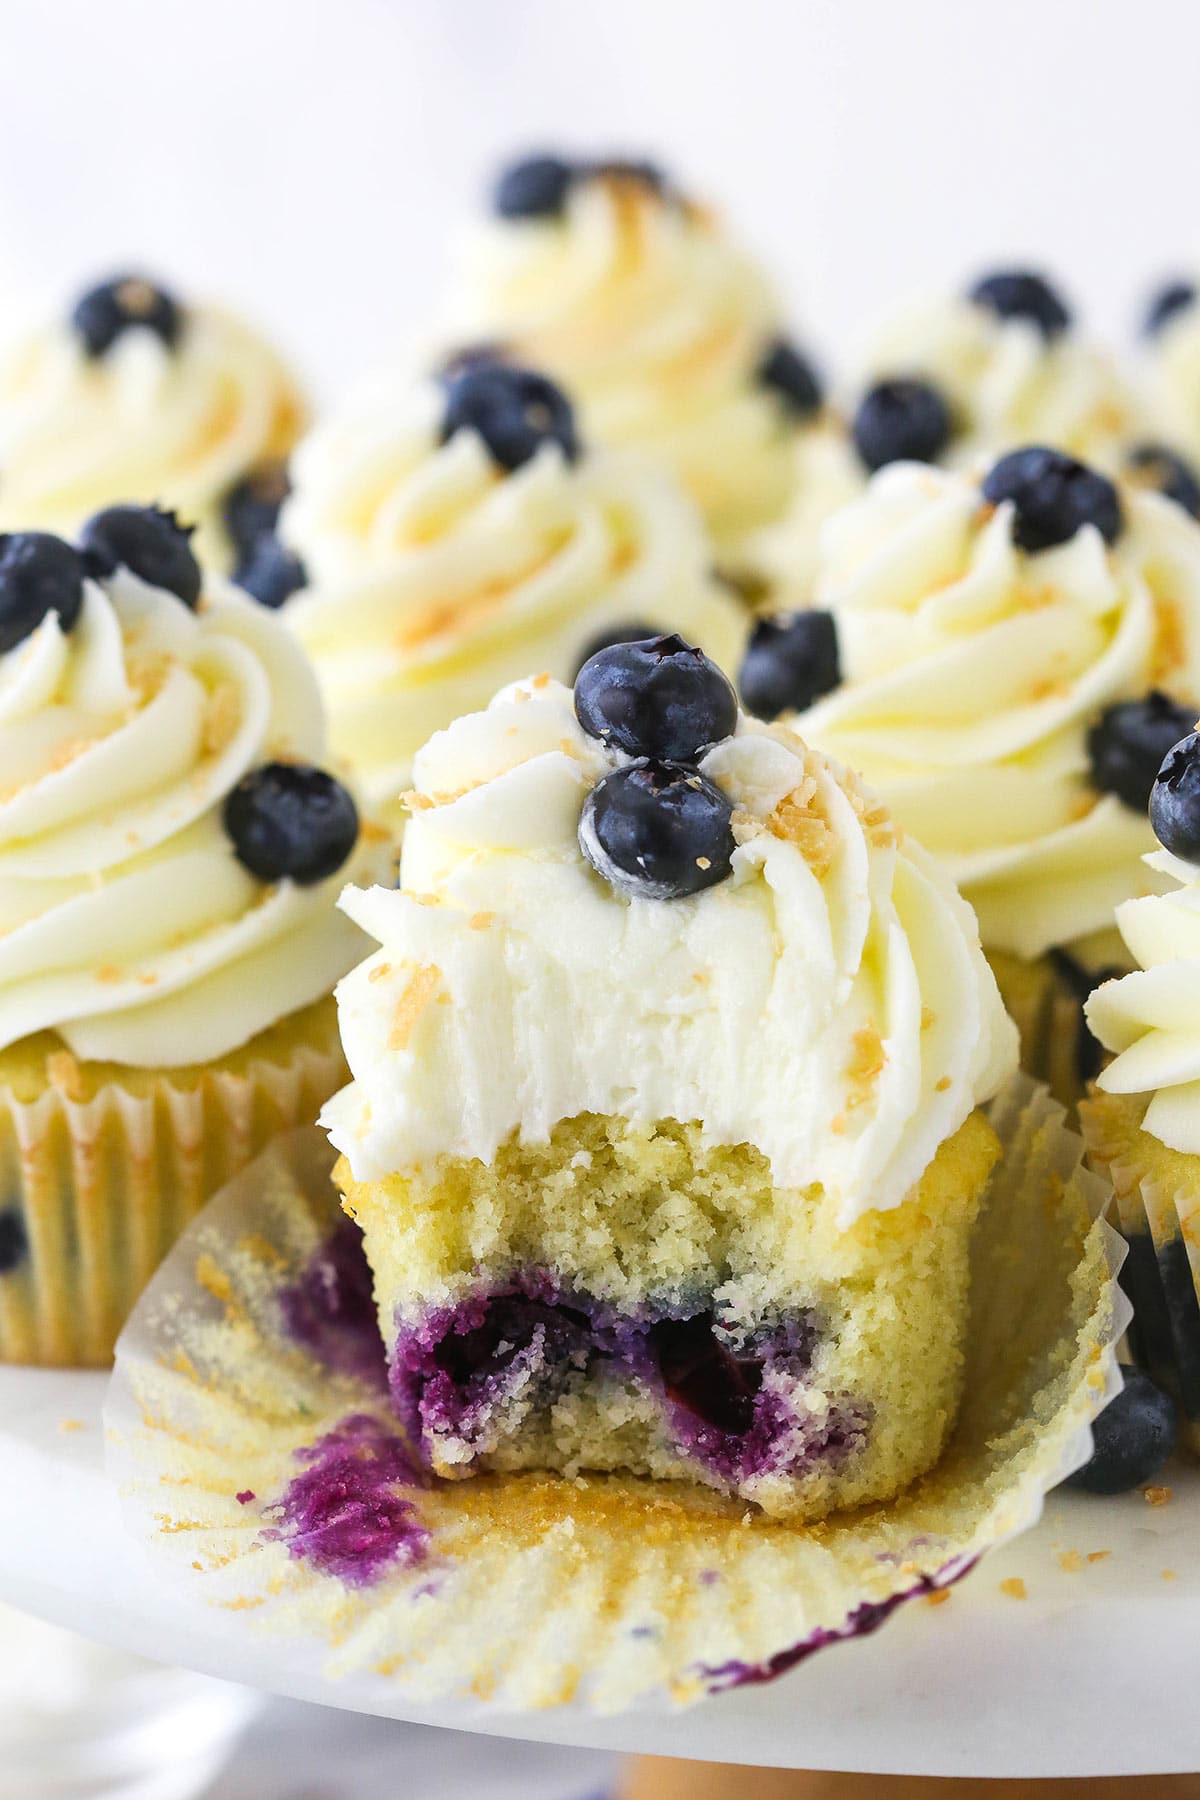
[105,1076,1129,1714]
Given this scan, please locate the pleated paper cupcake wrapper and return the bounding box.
[105,1075,1128,1715]
[0,1033,346,1368]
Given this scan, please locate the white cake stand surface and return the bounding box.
[2,1365,1197,1780]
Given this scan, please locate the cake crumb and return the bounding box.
[846,1023,886,1110]
[935,1075,951,1092]
[533,671,552,689]
[925,1588,951,1607]
[1143,1485,1172,1507]
[921,1006,935,1031]
[1058,1550,1082,1573]
[695,856,712,871]
[999,1577,1027,1600]
[468,912,495,930]
[388,965,442,1050]
[59,1418,85,1434]
[368,962,393,984]
[1162,1569,1178,1581]
[1086,1550,1111,1564]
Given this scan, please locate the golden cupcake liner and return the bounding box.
[0,1023,346,1368]
[105,1077,1127,1715]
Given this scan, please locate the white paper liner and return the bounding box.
[105,1076,1128,1714]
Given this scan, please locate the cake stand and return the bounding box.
[2,1363,1198,1780]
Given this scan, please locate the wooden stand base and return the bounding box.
[617,1760,1200,1799]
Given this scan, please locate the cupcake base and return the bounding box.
[987,943,1124,1113]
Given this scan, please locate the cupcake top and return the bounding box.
[1141,277,1200,470]
[0,273,307,568]
[447,153,822,551]
[1086,730,1200,1152]
[771,451,1200,961]
[0,508,374,1068]
[282,359,746,810]
[323,639,1015,1224]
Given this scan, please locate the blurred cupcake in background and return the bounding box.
[0,272,308,570]
[0,507,382,1367]
[446,151,825,560]
[280,356,746,819]
[739,448,1200,1103]
[1139,275,1200,473]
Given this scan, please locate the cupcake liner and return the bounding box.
[105,1076,1127,1715]
[0,1022,346,1368]
[987,949,1108,1115]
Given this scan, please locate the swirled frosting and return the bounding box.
[448,170,800,550]
[795,462,1200,960]
[736,422,866,607]
[282,377,746,811]
[0,299,306,567]
[864,295,1143,470]
[323,676,1015,1225]
[1143,290,1200,469]
[0,568,373,1067]
[1086,848,1200,1151]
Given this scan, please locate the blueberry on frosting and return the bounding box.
[0,1207,27,1276]
[739,610,840,721]
[1065,1364,1177,1495]
[574,632,737,761]
[1150,730,1200,861]
[579,759,735,900]
[492,154,575,220]
[440,363,578,472]
[1087,692,1198,814]
[234,535,307,609]
[0,532,85,654]
[982,446,1123,552]
[80,505,202,609]
[572,622,661,679]
[222,462,292,560]
[756,338,823,420]
[852,379,952,473]
[1124,443,1200,520]
[968,268,1071,340]
[1142,278,1197,339]
[71,274,181,358]
[224,763,359,885]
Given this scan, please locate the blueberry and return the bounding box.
[1124,443,1200,520]
[580,759,736,900]
[982,446,1123,552]
[968,268,1071,339]
[234,535,307,609]
[224,764,359,885]
[0,533,85,654]
[1142,279,1197,340]
[1150,730,1200,861]
[71,274,181,358]
[575,633,737,760]
[571,622,661,680]
[80,505,201,608]
[1065,1364,1177,1495]
[222,462,292,559]
[852,379,952,472]
[440,363,577,472]
[739,610,840,720]
[651,1314,761,1434]
[437,341,511,380]
[756,338,823,420]
[492,154,574,220]
[1087,691,1197,813]
[0,1207,27,1275]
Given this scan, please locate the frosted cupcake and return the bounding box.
[1139,277,1200,473]
[0,507,379,1367]
[746,449,1200,1099]
[281,358,746,816]
[446,153,824,557]
[324,637,1016,1520]
[0,273,307,570]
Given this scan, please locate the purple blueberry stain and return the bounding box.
[235,1489,255,1506]
[278,1218,387,1390]
[262,1413,431,1587]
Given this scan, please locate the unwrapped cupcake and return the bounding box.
[0,273,307,571]
[0,507,381,1366]
[324,637,1017,1519]
[281,358,746,817]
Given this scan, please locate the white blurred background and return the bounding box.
[0,0,1193,397]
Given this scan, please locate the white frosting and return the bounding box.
[282,377,746,811]
[0,302,306,567]
[1087,847,1200,1152]
[0,570,373,1067]
[795,462,1200,960]
[323,677,1015,1225]
[736,421,866,606]
[448,172,800,550]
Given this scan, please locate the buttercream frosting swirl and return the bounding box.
[0,567,371,1067]
[795,462,1200,960]
[323,676,1015,1225]
[1143,289,1200,470]
[282,377,746,810]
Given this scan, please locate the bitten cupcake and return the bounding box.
[0,507,379,1367]
[281,359,746,816]
[0,273,307,570]
[324,639,1016,1521]
[747,449,1200,1101]
[445,152,824,557]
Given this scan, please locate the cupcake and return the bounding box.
[323,638,1016,1520]
[445,152,824,558]
[749,449,1200,1101]
[1139,276,1200,475]
[0,507,380,1367]
[0,273,307,571]
[1082,731,1200,1449]
[281,358,746,817]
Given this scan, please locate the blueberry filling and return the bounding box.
[278,1217,387,1388]
[739,609,840,720]
[72,274,181,358]
[967,268,1071,339]
[1150,730,1200,861]
[80,505,201,609]
[0,1207,27,1275]
[222,462,292,559]
[852,378,952,473]
[1142,278,1197,340]
[0,532,85,655]
[262,1413,430,1586]
[440,362,578,472]
[650,1313,763,1434]
[1124,443,1200,520]
[982,445,1123,552]
[224,762,359,884]
[1086,691,1198,814]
